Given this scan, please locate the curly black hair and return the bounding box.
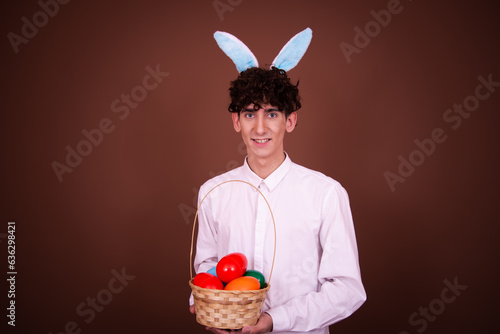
[228,67,301,117]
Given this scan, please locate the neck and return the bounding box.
[247,152,286,179]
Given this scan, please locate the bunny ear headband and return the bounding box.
[213,27,313,73]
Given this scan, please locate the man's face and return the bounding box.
[232,103,297,163]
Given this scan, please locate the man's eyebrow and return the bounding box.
[242,107,281,112]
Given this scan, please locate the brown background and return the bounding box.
[1,0,499,333]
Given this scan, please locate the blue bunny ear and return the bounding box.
[271,28,313,71]
[214,31,259,73]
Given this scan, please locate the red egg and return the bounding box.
[224,276,260,291]
[193,273,224,290]
[216,253,248,283]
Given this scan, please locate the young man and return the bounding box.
[190,66,366,334]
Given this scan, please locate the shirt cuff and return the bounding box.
[265,305,289,332]
[189,293,194,306]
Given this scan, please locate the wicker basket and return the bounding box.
[189,180,276,329]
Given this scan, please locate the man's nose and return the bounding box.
[255,114,265,134]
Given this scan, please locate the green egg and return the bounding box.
[243,269,266,289]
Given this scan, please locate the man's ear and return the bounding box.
[232,112,241,132]
[286,112,297,133]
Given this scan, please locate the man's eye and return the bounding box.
[268,113,277,118]
[244,113,254,118]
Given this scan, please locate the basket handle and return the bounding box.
[190,180,277,284]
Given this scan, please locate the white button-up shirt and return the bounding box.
[193,154,366,333]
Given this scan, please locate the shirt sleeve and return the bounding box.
[193,183,220,276]
[265,182,366,332]
[189,184,220,306]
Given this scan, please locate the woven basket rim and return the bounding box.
[189,279,270,294]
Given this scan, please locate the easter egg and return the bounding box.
[224,276,260,291]
[192,273,224,290]
[226,252,247,270]
[244,269,266,289]
[207,266,218,277]
[216,253,248,283]
[206,265,227,287]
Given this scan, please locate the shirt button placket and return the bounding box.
[254,182,268,273]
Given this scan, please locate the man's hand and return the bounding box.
[205,312,273,334]
[189,305,195,314]
[241,312,273,334]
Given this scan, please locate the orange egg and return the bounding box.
[224,276,260,291]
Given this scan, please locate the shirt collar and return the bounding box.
[242,153,293,192]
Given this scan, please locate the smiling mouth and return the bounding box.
[253,139,271,144]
